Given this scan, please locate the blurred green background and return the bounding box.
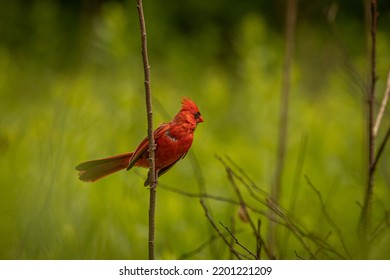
[1,0,390,259]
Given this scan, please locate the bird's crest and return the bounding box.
[181,97,200,113]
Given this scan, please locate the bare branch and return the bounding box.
[200,199,242,259]
[136,0,155,188]
[371,124,390,174]
[225,166,272,259]
[272,0,297,215]
[327,2,367,96]
[219,221,257,259]
[361,0,379,241]
[179,231,238,260]
[370,211,390,241]
[305,175,351,258]
[216,155,349,259]
[136,0,157,260]
[295,250,305,260]
[373,70,390,136]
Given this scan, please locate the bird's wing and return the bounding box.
[143,151,187,186]
[157,151,187,177]
[126,123,169,170]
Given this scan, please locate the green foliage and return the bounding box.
[0,0,390,259]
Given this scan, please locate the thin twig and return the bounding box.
[305,175,351,258]
[159,182,241,205]
[290,135,308,213]
[273,0,297,199]
[256,219,262,259]
[159,181,293,228]
[280,135,307,257]
[219,157,306,236]
[180,235,218,260]
[219,221,257,259]
[370,211,390,241]
[163,156,345,259]
[313,231,332,258]
[226,167,271,259]
[200,199,242,259]
[229,216,236,260]
[373,70,390,136]
[179,230,244,260]
[136,0,157,260]
[294,250,305,260]
[270,0,297,257]
[218,156,316,258]
[217,155,348,259]
[371,124,390,174]
[327,2,368,96]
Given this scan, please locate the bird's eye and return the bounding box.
[194,112,201,119]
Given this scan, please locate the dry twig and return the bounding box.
[305,175,351,258]
[219,221,257,259]
[136,0,157,259]
[200,199,242,259]
[373,70,390,136]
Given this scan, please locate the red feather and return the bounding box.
[76,97,203,185]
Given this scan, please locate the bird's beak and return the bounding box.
[197,115,204,123]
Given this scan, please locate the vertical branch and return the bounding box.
[273,0,297,201]
[361,0,378,241]
[136,0,157,259]
[269,0,297,256]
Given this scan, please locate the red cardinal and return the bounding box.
[75,97,203,185]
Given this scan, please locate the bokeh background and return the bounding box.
[1,0,390,259]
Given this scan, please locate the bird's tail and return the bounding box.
[75,152,133,182]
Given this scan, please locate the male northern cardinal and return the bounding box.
[75,97,203,185]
